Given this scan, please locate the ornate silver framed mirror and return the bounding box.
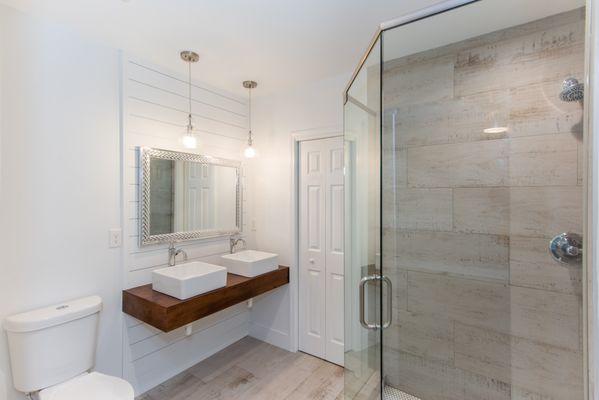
[139,147,242,246]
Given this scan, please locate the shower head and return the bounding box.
[559,78,584,102]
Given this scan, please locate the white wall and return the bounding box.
[120,55,254,395]
[0,6,258,398]
[0,5,122,400]
[248,73,349,350]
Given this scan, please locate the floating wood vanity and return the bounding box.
[122,266,290,332]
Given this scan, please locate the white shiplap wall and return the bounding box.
[121,55,252,395]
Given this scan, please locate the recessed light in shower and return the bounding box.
[483,126,508,134]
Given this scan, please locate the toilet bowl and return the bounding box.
[4,296,134,400]
[33,372,133,400]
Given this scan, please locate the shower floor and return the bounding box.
[384,385,422,400]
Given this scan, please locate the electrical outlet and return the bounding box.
[109,228,122,248]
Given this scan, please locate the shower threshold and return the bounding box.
[384,385,422,400]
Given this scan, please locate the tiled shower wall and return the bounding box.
[382,8,585,400]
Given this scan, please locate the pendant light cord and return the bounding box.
[248,87,252,145]
[187,60,192,131]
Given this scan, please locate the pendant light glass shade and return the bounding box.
[182,113,197,149]
[243,80,257,158]
[244,144,256,158]
[182,132,197,149]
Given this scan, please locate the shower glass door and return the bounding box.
[343,36,383,400]
[345,0,587,399]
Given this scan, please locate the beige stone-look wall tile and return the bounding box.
[454,20,584,97]
[382,146,407,189]
[453,187,510,235]
[388,350,512,400]
[509,285,580,350]
[510,235,582,295]
[383,55,455,108]
[395,230,508,282]
[453,186,582,238]
[508,133,579,186]
[382,191,397,231]
[462,371,511,400]
[508,81,584,137]
[408,272,579,349]
[408,271,510,333]
[510,386,555,400]
[392,90,509,147]
[408,139,509,187]
[396,189,452,231]
[455,323,583,399]
[510,186,583,238]
[382,9,585,77]
[380,257,408,310]
[384,310,454,363]
[390,349,465,400]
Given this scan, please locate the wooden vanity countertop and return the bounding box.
[122,266,289,332]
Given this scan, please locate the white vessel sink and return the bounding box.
[221,250,278,277]
[152,262,227,300]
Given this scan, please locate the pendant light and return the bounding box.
[243,80,257,158]
[181,50,199,149]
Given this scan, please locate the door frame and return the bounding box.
[290,127,343,354]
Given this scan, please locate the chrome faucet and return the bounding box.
[230,236,246,254]
[168,242,188,266]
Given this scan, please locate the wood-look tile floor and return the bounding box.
[137,336,344,400]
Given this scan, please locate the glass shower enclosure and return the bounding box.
[343,0,588,399]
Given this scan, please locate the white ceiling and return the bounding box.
[0,0,445,96]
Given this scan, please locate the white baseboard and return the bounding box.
[249,322,292,351]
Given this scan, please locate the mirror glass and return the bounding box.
[140,148,241,245]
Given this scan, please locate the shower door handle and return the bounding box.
[359,274,393,330]
[381,275,392,329]
[359,275,380,330]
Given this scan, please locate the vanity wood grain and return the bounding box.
[123,266,289,332]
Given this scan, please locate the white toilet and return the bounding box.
[4,296,134,400]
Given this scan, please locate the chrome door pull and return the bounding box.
[359,275,379,330]
[359,274,393,330]
[381,275,392,329]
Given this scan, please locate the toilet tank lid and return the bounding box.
[3,296,102,333]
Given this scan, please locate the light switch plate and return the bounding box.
[109,228,122,248]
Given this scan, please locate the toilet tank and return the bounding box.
[3,296,102,393]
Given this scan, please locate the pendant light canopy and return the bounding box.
[243,80,257,158]
[181,50,199,149]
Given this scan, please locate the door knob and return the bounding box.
[550,232,582,265]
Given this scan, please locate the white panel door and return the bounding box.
[186,163,214,230]
[299,136,344,365]
[299,140,327,359]
[325,144,345,365]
